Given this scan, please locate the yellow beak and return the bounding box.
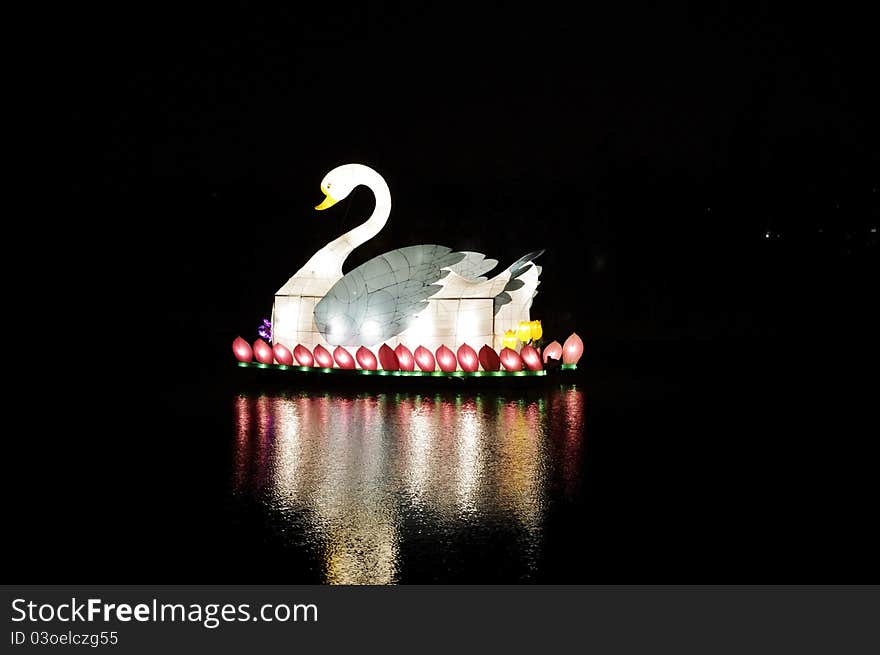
[315,190,339,211]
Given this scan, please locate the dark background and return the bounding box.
[16,2,877,580]
[72,2,878,346]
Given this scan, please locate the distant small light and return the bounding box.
[871,227,877,233]
[764,231,771,239]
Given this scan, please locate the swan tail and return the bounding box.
[493,250,544,316]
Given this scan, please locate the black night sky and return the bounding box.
[25,3,879,580]
[73,3,878,350]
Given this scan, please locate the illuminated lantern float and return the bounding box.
[378,344,399,371]
[273,343,294,366]
[542,340,563,363]
[356,346,378,371]
[456,344,479,372]
[333,346,356,369]
[313,344,334,368]
[435,345,457,373]
[501,330,519,350]
[414,346,435,372]
[562,333,584,365]
[520,345,543,371]
[394,344,415,371]
[232,337,253,363]
[499,348,523,372]
[479,345,501,372]
[233,163,584,382]
[293,344,314,367]
[253,339,274,364]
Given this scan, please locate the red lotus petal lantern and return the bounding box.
[499,347,523,371]
[436,345,457,373]
[356,346,378,371]
[478,344,501,371]
[378,344,399,371]
[414,346,435,372]
[457,343,479,372]
[520,344,543,371]
[232,336,253,362]
[273,343,294,365]
[253,339,274,364]
[562,333,584,365]
[293,344,314,367]
[333,346,356,369]
[543,340,563,363]
[394,344,415,371]
[313,344,334,368]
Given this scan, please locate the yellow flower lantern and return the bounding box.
[516,320,542,342]
[501,330,519,350]
[530,320,543,341]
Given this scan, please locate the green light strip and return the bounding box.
[236,361,566,377]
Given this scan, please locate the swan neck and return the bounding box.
[323,169,391,269]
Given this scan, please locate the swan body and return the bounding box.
[271,164,542,352]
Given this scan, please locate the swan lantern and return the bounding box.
[271,163,543,354]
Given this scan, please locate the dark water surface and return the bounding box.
[11,338,878,582]
[231,388,584,583]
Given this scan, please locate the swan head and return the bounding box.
[315,163,368,211]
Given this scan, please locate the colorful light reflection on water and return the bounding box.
[233,387,584,584]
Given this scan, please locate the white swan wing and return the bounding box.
[430,249,545,302]
[492,250,544,315]
[314,245,466,346]
[444,251,499,281]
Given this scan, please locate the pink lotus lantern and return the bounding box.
[293,344,314,367]
[273,343,294,365]
[499,347,523,371]
[313,344,334,368]
[395,344,415,371]
[520,344,543,371]
[232,336,253,363]
[253,339,274,364]
[356,346,378,371]
[414,346,435,372]
[478,344,501,371]
[333,346,356,369]
[542,340,563,363]
[562,333,584,365]
[457,343,479,372]
[436,345,457,373]
[378,344,399,371]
